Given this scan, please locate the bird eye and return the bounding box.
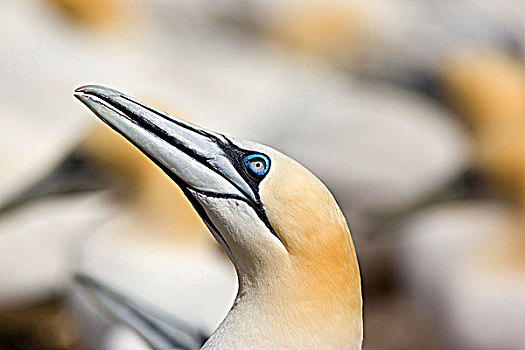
[244,154,270,176]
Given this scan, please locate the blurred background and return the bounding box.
[1,0,525,349]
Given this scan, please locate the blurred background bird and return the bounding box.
[2,0,525,349]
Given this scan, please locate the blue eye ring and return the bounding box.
[244,154,270,176]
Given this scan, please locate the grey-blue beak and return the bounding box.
[74,85,255,203]
[75,85,274,256]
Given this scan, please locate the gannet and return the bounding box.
[74,85,363,349]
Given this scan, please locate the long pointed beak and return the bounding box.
[74,85,265,255]
[74,85,255,203]
[75,274,208,350]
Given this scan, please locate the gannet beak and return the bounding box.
[74,85,262,254]
[74,85,255,202]
[75,274,208,350]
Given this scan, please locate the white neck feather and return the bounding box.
[202,277,363,350]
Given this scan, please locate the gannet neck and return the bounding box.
[203,239,362,349]
[202,150,363,349]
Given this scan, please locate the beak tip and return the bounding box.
[73,93,94,109]
[74,86,96,104]
[73,85,110,108]
[75,84,100,93]
[74,85,119,100]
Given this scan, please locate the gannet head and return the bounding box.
[75,85,362,348]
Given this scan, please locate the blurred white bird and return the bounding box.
[397,201,525,349]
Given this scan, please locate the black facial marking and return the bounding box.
[214,138,279,240]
